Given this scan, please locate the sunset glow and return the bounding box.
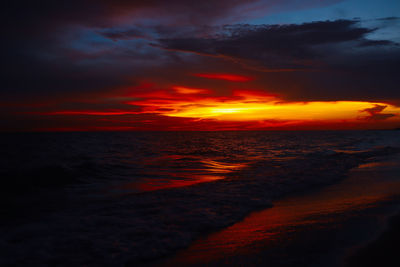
[4,1,400,266]
[126,88,400,127]
[3,0,400,132]
[161,101,400,121]
[36,86,400,131]
[172,86,209,95]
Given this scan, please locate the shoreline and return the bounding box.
[1,136,399,266]
[148,154,400,267]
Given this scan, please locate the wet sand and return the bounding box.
[346,210,400,267]
[147,155,400,267]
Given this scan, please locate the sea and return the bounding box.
[0,130,399,266]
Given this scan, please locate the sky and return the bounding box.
[2,0,400,131]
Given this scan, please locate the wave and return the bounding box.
[1,146,399,266]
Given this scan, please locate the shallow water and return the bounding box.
[150,155,400,267]
[0,130,399,265]
[1,130,398,193]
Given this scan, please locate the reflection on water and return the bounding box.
[111,155,249,193]
[103,131,397,194]
[4,130,395,197]
[200,159,248,173]
[1,132,400,266]
[155,157,400,266]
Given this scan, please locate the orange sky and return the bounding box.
[3,1,400,132]
[35,73,400,131]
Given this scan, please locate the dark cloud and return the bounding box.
[100,29,150,41]
[361,104,396,121]
[2,1,400,131]
[2,1,345,102]
[1,47,134,101]
[158,20,384,68]
[4,0,341,30]
[376,17,400,21]
[363,104,387,114]
[2,0,263,100]
[358,39,394,46]
[158,20,400,101]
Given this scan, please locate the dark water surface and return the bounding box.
[150,155,400,267]
[1,131,398,193]
[0,131,399,265]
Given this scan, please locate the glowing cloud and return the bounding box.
[35,85,400,130]
[172,86,209,94]
[127,89,400,127]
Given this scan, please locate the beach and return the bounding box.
[0,131,399,266]
[4,0,400,265]
[148,154,400,267]
[347,205,400,267]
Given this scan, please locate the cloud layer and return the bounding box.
[2,1,400,130]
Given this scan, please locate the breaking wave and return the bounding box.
[0,131,399,265]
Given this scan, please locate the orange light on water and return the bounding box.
[157,162,400,266]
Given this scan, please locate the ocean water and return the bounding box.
[0,130,399,265]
